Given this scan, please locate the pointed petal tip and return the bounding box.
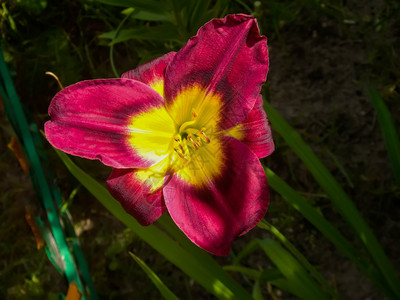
[165,13,268,130]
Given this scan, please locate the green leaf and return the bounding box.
[264,167,394,296]
[129,252,180,300]
[188,0,211,31]
[230,236,329,298]
[223,265,283,282]
[157,214,254,298]
[96,0,167,14]
[259,269,284,282]
[257,238,329,299]
[232,239,259,265]
[257,220,339,299]
[368,87,400,187]
[54,149,252,300]
[122,9,171,21]
[222,265,262,279]
[252,278,263,300]
[99,24,181,44]
[264,100,400,297]
[96,0,137,6]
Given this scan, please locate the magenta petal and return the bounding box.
[45,79,165,168]
[121,52,176,86]
[107,168,166,225]
[164,14,269,130]
[163,136,269,255]
[239,95,274,158]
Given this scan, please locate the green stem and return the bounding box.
[109,10,135,77]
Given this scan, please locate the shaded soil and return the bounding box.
[264,1,400,298]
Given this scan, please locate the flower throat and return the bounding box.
[173,110,210,160]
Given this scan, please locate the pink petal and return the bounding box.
[107,168,166,225]
[121,52,176,87]
[45,79,167,168]
[164,14,269,130]
[163,136,269,255]
[239,95,274,158]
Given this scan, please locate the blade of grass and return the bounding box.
[230,240,325,300]
[109,9,136,77]
[264,100,400,297]
[129,252,180,300]
[96,0,168,14]
[157,214,252,293]
[222,265,262,279]
[257,238,329,299]
[232,239,259,266]
[325,147,354,188]
[55,149,252,300]
[264,167,395,297]
[259,269,284,282]
[368,87,400,187]
[230,237,328,298]
[188,0,211,32]
[223,266,283,282]
[252,278,263,300]
[122,8,170,21]
[100,24,181,44]
[257,219,339,299]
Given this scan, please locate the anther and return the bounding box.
[195,137,203,147]
[188,135,198,149]
[200,129,210,143]
[178,144,185,154]
[174,148,186,159]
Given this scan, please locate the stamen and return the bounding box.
[188,135,198,149]
[200,129,210,143]
[178,144,185,154]
[195,137,203,147]
[45,71,64,90]
[174,147,186,159]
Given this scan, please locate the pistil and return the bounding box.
[173,126,211,160]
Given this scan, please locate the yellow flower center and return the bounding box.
[172,109,211,160]
[128,85,228,188]
[173,127,211,159]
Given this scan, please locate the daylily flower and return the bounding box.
[45,14,274,255]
